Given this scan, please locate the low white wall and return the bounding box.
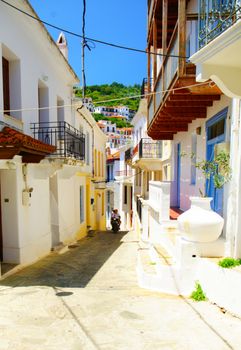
[1,161,52,264]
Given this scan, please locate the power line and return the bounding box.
[0,81,215,114]
[0,0,189,59]
[94,169,144,183]
[81,0,86,98]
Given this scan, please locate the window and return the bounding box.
[94,149,97,176]
[38,81,49,123]
[190,134,197,185]
[2,57,10,115]
[80,186,84,223]
[101,153,104,177]
[124,185,128,204]
[98,151,101,176]
[207,119,225,140]
[86,132,90,165]
[102,192,104,216]
[146,172,150,192]
[2,52,21,120]
[57,97,64,123]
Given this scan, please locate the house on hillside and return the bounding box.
[94,106,130,119]
[0,0,106,268]
[98,120,133,148]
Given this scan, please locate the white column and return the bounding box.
[226,98,241,257]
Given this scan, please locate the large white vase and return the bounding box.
[177,197,224,243]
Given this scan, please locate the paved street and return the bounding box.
[0,230,241,350]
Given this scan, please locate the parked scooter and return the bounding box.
[111,209,121,233]
[111,217,120,232]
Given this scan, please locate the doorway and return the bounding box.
[206,108,228,216]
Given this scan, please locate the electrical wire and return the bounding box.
[0,0,188,59]
[93,169,143,183]
[0,81,215,114]
[81,0,86,97]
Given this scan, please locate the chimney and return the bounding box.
[56,32,68,60]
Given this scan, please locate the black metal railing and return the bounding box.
[125,147,133,161]
[199,0,241,48]
[30,121,85,160]
[139,138,162,159]
[136,196,142,222]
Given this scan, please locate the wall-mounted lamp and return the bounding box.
[42,75,48,82]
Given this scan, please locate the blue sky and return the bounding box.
[29,0,147,86]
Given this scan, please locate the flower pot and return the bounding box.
[177,197,224,243]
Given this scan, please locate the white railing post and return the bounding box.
[149,181,171,222]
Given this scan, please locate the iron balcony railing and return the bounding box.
[30,121,85,160]
[139,138,162,159]
[199,0,241,48]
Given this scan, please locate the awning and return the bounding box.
[0,126,56,163]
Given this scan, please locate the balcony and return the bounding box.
[31,121,85,161]
[114,169,133,184]
[132,138,163,171]
[191,1,241,97]
[115,170,133,177]
[147,0,222,140]
[198,0,241,49]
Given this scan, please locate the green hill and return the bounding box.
[75,82,141,111]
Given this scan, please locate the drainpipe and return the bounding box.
[77,106,95,177]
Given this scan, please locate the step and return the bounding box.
[137,241,200,296]
[137,244,182,295]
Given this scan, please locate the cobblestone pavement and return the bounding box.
[0,230,241,350]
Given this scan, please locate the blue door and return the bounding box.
[206,108,228,216]
[177,143,181,208]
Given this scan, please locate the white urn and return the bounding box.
[177,197,224,243]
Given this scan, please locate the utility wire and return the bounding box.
[0,81,215,114]
[0,0,189,59]
[93,169,144,183]
[81,0,86,98]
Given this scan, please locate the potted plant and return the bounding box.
[177,150,231,243]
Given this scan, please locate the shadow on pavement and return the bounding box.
[0,231,128,289]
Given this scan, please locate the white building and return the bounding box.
[81,97,95,113]
[94,105,130,119]
[137,0,241,317]
[0,0,107,267]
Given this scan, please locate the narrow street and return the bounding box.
[0,230,240,350]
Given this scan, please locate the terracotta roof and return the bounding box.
[0,126,56,163]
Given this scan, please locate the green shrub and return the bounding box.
[190,282,206,301]
[218,257,241,268]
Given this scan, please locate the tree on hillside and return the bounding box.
[75,82,141,111]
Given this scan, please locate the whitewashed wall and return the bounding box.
[0,0,78,134]
[1,158,53,264]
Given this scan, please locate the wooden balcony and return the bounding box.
[147,0,222,140]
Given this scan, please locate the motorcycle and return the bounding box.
[111,217,120,233]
